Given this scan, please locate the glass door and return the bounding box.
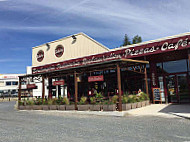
[166,75,178,103]
[177,74,190,103]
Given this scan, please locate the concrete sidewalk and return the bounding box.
[125,104,190,119]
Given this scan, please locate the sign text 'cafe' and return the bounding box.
[32,36,190,74]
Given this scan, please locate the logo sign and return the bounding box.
[88,75,104,82]
[55,45,64,57]
[27,84,37,89]
[37,50,44,62]
[53,80,65,86]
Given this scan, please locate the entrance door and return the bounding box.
[166,74,190,103]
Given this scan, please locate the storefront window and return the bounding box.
[6,82,11,86]
[163,59,188,73]
[12,81,18,85]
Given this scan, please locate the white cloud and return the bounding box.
[1,0,190,42]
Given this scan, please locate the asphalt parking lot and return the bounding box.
[0,101,190,142]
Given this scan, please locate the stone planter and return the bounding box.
[42,105,49,110]
[49,105,58,110]
[89,105,101,111]
[77,105,90,111]
[32,105,42,110]
[141,101,146,107]
[145,100,150,106]
[58,105,66,110]
[136,102,142,108]
[25,105,32,110]
[65,105,75,110]
[103,104,116,111]
[131,103,137,109]
[122,103,132,111]
[19,105,25,110]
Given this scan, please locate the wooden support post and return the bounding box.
[74,71,78,110]
[48,78,52,99]
[117,64,122,111]
[144,65,149,96]
[18,77,22,102]
[42,76,45,101]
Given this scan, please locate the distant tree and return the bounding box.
[122,34,131,46]
[132,35,142,44]
[122,34,142,47]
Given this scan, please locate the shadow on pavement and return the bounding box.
[159,104,190,119]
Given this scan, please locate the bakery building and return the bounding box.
[18,32,190,110]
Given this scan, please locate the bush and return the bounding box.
[122,96,128,104]
[90,97,96,104]
[111,95,118,104]
[35,98,42,105]
[47,99,53,105]
[127,95,136,103]
[95,92,103,103]
[62,97,70,105]
[79,96,87,105]
[26,100,34,105]
[103,100,113,105]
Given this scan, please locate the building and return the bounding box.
[0,74,23,97]
[19,32,190,111]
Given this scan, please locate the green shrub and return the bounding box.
[26,100,34,105]
[103,100,113,105]
[35,98,42,105]
[47,99,53,105]
[122,96,128,104]
[95,92,103,103]
[62,97,70,105]
[111,95,118,104]
[127,95,136,103]
[79,96,87,105]
[90,97,96,104]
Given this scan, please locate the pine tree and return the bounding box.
[122,34,131,46]
[132,35,142,44]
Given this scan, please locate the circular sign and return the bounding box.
[36,50,44,62]
[55,45,64,57]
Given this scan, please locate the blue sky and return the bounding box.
[0,0,190,74]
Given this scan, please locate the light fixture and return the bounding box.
[71,35,77,44]
[46,43,50,51]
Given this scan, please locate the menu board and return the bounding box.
[152,88,162,103]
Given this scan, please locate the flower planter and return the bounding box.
[136,102,142,108]
[49,105,58,110]
[32,105,42,110]
[65,105,75,110]
[145,100,150,106]
[141,101,146,107]
[131,103,137,109]
[77,105,90,111]
[25,105,32,110]
[122,103,132,111]
[19,105,25,110]
[103,104,116,111]
[89,105,101,111]
[42,105,49,110]
[58,105,66,110]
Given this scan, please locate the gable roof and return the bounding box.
[32,32,110,51]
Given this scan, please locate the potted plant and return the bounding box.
[89,96,101,111]
[102,95,117,111]
[77,96,90,111]
[65,101,75,110]
[128,95,137,109]
[49,98,58,110]
[18,100,25,110]
[58,97,69,110]
[122,96,131,111]
[25,100,34,110]
[33,98,43,110]
[42,99,49,110]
